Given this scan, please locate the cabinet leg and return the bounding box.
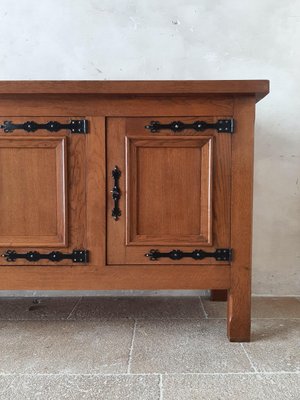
[227,286,251,342]
[210,289,228,301]
[226,96,254,343]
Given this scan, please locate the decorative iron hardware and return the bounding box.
[145,119,234,133]
[145,248,232,261]
[111,166,121,220]
[1,249,89,263]
[0,119,88,134]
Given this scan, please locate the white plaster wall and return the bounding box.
[0,0,299,295]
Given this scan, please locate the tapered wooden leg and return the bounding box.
[210,289,228,301]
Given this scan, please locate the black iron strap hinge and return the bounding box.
[145,119,234,134]
[1,249,89,263]
[145,248,232,262]
[0,119,88,134]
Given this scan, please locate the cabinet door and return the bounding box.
[0,136,67,247]
[0,116,103,266]
[107,117,231,265]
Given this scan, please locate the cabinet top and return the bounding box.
[0,80,269,101]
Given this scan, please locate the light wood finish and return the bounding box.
[0,80,269,342]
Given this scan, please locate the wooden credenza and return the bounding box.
[0,80,269,341]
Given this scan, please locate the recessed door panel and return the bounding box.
[107,117,231,265]
[127,137,212,245]
[0,137,67,247]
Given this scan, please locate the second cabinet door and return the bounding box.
[107,117,231,265]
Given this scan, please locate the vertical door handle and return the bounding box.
[111,166,121,220]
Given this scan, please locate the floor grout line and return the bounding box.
[0,316,299,322]
[199,296,208,318]
[204,317,300,320]
[127,319,137,374]
[0,371,299,377]
[0,294,299,298]
[251,317,300,320]
[1,376,18,395]
[159,374,163,400]
[252,295,300,298]
[240,343,258,373]
[66,297,82,320]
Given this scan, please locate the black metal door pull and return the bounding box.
[111,166,121,220]
[145,119,234,133]
[145,249,232,261]
[1,249,89,263]
[0,119,88,134]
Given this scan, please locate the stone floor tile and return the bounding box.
[252,297,300,319]
[201,296,300,319]
[130,319,253,373]
[71,296,204,320]
[0,376,15,400]
[0,374,160,400]
[201,296,227,318]
[0,297,79,320]
[163,373,300,400]
[0,320,134,374]
[244,319,300,372]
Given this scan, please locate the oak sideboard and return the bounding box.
[0,80,269,341]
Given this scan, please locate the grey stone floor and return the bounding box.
[0,296,299,399]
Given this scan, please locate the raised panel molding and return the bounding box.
[126,136,213,246]
[0,136,67,247]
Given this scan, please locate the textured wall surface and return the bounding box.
[0,0,299,295]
